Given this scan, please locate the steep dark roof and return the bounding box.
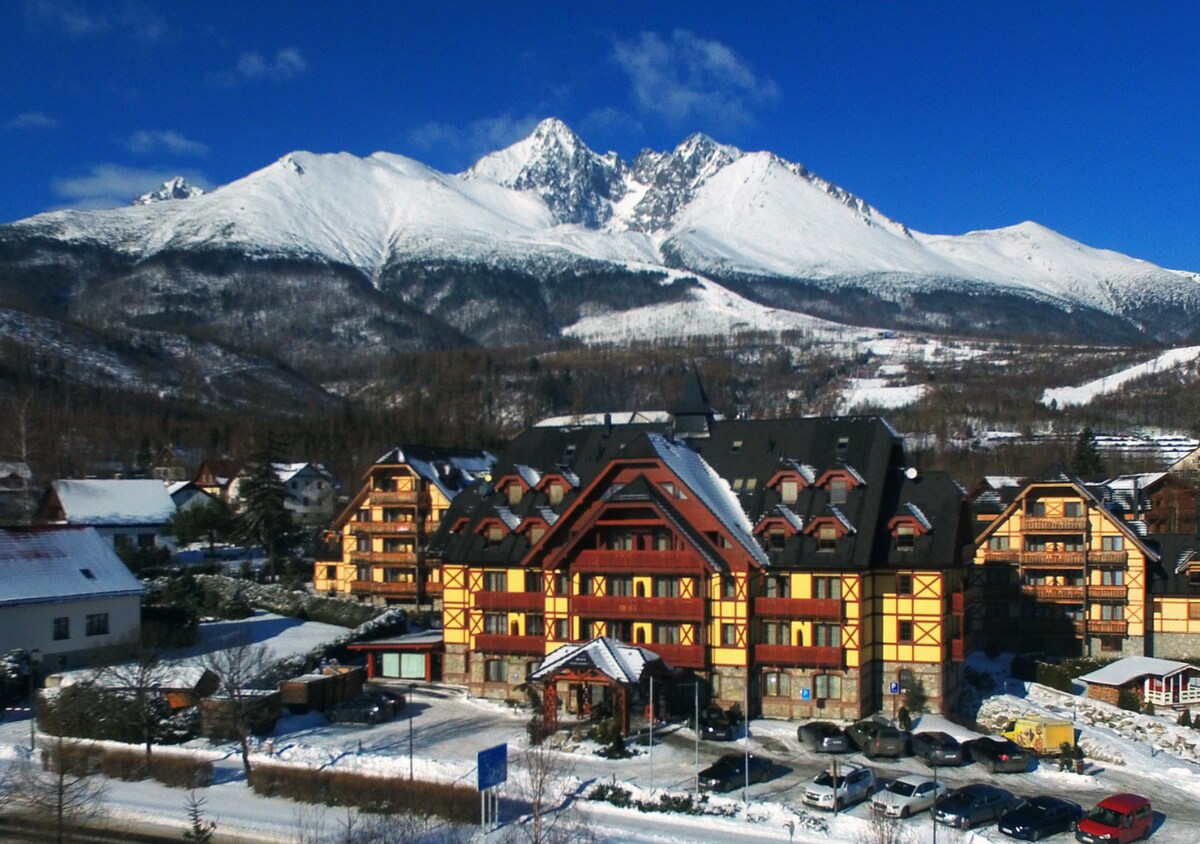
[1146,533,1200,596]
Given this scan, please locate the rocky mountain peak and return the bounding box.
[626,133,742,232]
[131,176,205,206]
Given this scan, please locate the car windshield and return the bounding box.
[886,781,917,797]
[1088,807,1125,827]
[814,772,845,787]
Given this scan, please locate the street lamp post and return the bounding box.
[408,683,417,781]
[28,648,41,750]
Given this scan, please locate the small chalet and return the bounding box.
[0,526,145,670]
[38,479,177,552]
[229,462,340,526]
[192,458,241,502]
[347,630,445,683]
[1078,656,1200,709]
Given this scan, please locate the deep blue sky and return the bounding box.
[3,1,1198,269]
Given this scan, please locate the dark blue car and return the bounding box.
[999,796,1084,841]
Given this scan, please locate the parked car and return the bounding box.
[361,687,406,713]
[698,705,736,741]
[966,736,1032,773]
[326,694,391,725]
[870,774,947,818]
[847,718,908,758]
[802,761,875,811]
[999,795,1084,841]
[911,731,965,766]
[698,753,773,793]
[1075,793,1153,844]
[934,784,1016,830]
[798,720,851,753]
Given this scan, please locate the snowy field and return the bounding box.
[1042,345,1200,408]
[5,624,1200,842]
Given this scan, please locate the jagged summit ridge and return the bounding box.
[132,176,204,205]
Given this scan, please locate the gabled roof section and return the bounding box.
[816,463,865,488]
[768,459,817,487]
[647,434,766,566]
[529,636,665,683]
[754,505,804,534]
[0,526,145,606]
[534,505,560,526]
[1079,657,1198,687]
[489,506,522,532]
[806,505,856,535]
[890,502,932,532]
[49,479,175,526]
[375,444,496,499]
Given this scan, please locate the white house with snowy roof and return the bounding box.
[229,462,341,526]
[38,478,178,553]
[0,526,145,669]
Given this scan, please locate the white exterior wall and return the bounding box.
[90,524,176,554]
[1,594,142,670]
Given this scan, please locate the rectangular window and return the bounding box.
[898,620,914,643]
[1064,501,1083,517]
[86,613,109,636]
[761,620,787,645]
[780,480,798,504]
[895,526,915,550]
[763,575,789,598]
[382,538,412,553]
[53,617,69,641]
[609,620,633,642]
[1100,604,1125,621]
[817,526,837,552]
[814,674,841,700]
[113,534,130,550]
[1028,501,1046,517]
[721,575,737,599]
[554,572,569,595]
[653,577,680,598]
[653,623,681,644]
[897,574,913,595]
[1101,569,1125,586]
[483,571,506,592]
[609,576,634,597]
[507,485,522,506]
[356,534,371,552]
[554,618,570,640]
[1025,538,1048,552]
[382,568,407,583]
[485,659,506,683]
[829,478,849,505]
[721,623,738,646]
[1189,604,1200,620]
[1099,636,1122,653]
[357,508,370,522]
[767,528,786,550]
[486,526,504,547]
[324,565,337,582]
[1101,535,1125,551]
[483,613,508,634]
[988,535,1010,550]
[526,614,545,636]
[355,565,371,581]
[548,483,563,506]
[137,533,155,548]
[813,576,841,600]
[763,671,790,698]
[813,624,841,647]
[653,530,670,551]
[525,570,542,593]
[606,531,633,551]
[577,575,594,596]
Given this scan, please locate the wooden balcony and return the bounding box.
[350,580,419,597]
[752,597,842,619]
[473,633,545,655]
[572,595,704,620]
[350,521,420,535]
[573,549,701,572]
[753,644,842,668]
[1090,551,1129,566]
[983,550,1021,563]
[474,591,546,611]
[424,581,444,594]
[1087,619,1128,636]
[640,643,705,668]
[368,490,426,505]
[1088,585,1128,601]
[1021,585,1084,601]
[348,551,418,565]
[1014,618,1085,635]
[1022,517,1088,532]
[1021,552,1086,568]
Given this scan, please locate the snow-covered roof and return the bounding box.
[1078,656,1198,687]
[779,459,817,484]
[1175,548,1200,574]
[534,506,559,526]
[0,462,31,480]
[765,505,804,532]
[492,506,521,531]
[0,526,145,607]
[983,476,1024,488]
[382,446,495,501]
[514,464,542,489]
[529,636,664,684]
[899,502,933,530]
[827,505,857,534]
[534,410,672,428]
[273,462,333,483]
[51,479,176,525]
[647,434,768,567]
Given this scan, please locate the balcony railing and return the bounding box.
[1088,585,1128,601]
[350,521,420,535]
[1009,618,1086,635]
[1022,517,1088,532]
[473,633,545,655]
[423,581,444,594]
[753,644,842,668]
[573,550,700,572]
[571,595,705,620]
[752,597,842,619]
[350,580,419,597]
[367,491,426,505]
[1086,619,1128,636]
[1021,585,1084,601]
[983,550,1021,563]
[1021,552,1086,568]
[1090,551,1129,566]
[474,591,546,611]
[640,643,705,668]
[348,551,418,565]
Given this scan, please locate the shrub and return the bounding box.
[149,754,214,788]
[1117,687,1141,712]
[1179,709,1193,727]
[99,747,149,780]
[588,781,633,808]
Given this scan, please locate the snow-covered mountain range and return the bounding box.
[1,117,1198,370]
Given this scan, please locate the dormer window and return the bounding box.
[817,526,838,552]
[548,483,564,506]
[507,484,522,506]
[780,480,798,504]
[487,525,504,547]
[829,478,848,504]
[731,440,743,453]
[895,525,915,550]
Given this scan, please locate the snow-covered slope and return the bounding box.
[3,117,1199,345]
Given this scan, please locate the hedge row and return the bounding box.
[247,762,478,823]
[43,741,213,788]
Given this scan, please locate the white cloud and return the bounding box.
[612,30,778,130]
[24,0,165,40]
[51,164,210,208]
[4,111,58,130]
[121,129,209,156]
[407,113,544,170]
[212,47,306,85]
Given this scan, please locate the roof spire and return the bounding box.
[670,368,718,438]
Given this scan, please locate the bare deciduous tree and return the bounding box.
[95,641,173,760]
[293,806,473,844]
[5,736,109,843]
[198,640,274,777]
[503,737,595,844]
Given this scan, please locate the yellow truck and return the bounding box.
[1001,716,1076,755]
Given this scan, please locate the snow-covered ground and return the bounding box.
[6,629,1200,842]
[1042,345,1200,407]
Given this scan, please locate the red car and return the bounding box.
[1075,793,1153,844]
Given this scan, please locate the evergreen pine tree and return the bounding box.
[235,431,301,579]
[1070,426,1106,477]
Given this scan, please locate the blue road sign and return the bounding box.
[800,688,811,701]
[889,681,901,695]
[478,743,508,791]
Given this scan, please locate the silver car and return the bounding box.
[803,761,875,811]
[870,774,947,818]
